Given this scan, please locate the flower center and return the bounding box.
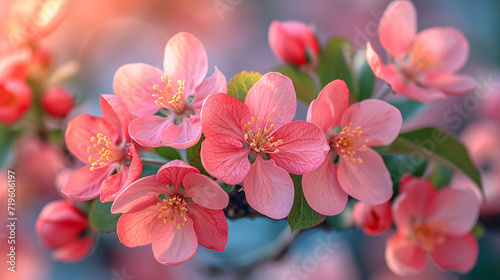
[410,221,446,251]
[244,117,283,153]
[332,122,369,163]
[87,134,125,171]
[404,42,442,76]
[152,73,187,114]
[157,194,188,229]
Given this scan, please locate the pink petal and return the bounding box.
[129,115,172,147]
[201,93,250,140]
[395,81,448,103]
[201,135,251,185]
[366,42,404,88]
[117,204,159,247]
[161,115,202,149]
[113,63,164,117]
[183,173,229,210]
[100,94,131,142]
[337,148,393,204]
[62,165,112,201]
[152,217,198,266]
[379,0,417,59]
[385,233,427,276]
[100,169,127,203]
[243,157,294,219]
[425,74,478,96]
[428,188,479,236]
[430,233,478,274]
[270,120,329,174]
[302,152,348,216]
[52,237,95,263]
[352,201,393,235]
[156,160,199,190]
[412,27,469,74]
[339,99,402,147]
[164,32,208,94]
[65,114,118,163]
[190,66,227,111]
[112,176,170,214]
[187,204,228,251]
[245,72,296,130]
[307,80,349,133]
[123,145,143,190]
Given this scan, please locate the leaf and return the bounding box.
[287,174,326,232]
[326,204,355,231]
[0,125,16,169]
[271,66,317,104]
[227,71,262,102]
[390,99,430,123]
[88,199,121,233]
[155,147,181,160]
[378,127,482,191]
[353,49,375,101]
[317,37,355,101]
[186,135,207,175]
[220,182,235,193]
[381,154,428,197]
[429,163,453,189]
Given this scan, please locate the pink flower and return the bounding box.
[111,160,229,266]
[386,177,480,275]
[35,200,96,262]
[366,0,477,103]
[41,86,74,118]
[352,201,392,235]
[114,32,227,149]
[302,80,402,216]
[200,72,329,219]
[268,20,320,67]
[63,94,142,202]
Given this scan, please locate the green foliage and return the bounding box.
[353,49,375,101]
[0,125,17,169]
[88,199,121,233]
[390,99,429,123]
[287,174,326,232]
[155,147,181,160]
[271,66,317,104]
[186,135,207,175]
[227,71,263,102]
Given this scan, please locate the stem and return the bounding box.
[141,158,168,166]
[377,84,392,100]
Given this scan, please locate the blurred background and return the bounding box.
[1,0,500,279]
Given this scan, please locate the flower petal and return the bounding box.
[100,169,127,203]
[113,63,164,117]
[161,115,202,149]
[164,32,208,94]
[395,81,448,103]
[425,74,478,96]
[65,114,118,163]
[117,204,159,247]
[129,115,172,148]
[428,188,479,236]
[100,94,131,142]
[430,233,479,274]
[201,135,250,185]
[183,173,229,210]
[245,72,296,130]
[339,99,402,147]
[379,0,417,59]
[152,217,198,266]
[187,204,228,252]
[270,120,329,174]
[243,157,294,219]
[385,233,427,276]
[190,66,227,111]
[337,148,393,204]
[307,80,349,132]
[366,42,404,88]
[112,176,170,214]
[156,160,199,190]
[302,152,348,216]
[201,93,250,140]
[62,165,112,201]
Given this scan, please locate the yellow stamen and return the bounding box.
[157,194,188,229]
[245,117,283,154]
[87,134,124,171]
[332,122,368,163]
[152,73,187,114]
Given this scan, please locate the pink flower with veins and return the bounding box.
[114,32,227,149]
[111,160,229,266]
[386,177,480,275]
[63,94,142,202]
[200,72,329,219]
[366,0,477,103]
[302,80,402,216]
[352,201,392,236]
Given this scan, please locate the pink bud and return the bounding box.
[0,80,33,125]
[352,201,392,235]
[41,87,74,118]
[268,20,320,66]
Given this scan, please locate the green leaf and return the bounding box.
[378,127,482,191]
[155,147,181,160]
[271,66,317,104]
[227,71,262,102]
[0,125,16,169]
[353,49,375,101]
[326,204,354,231]
[186,135,207,175]
[429,163,453,189]
[317,37,355,101]
[88,199,121,233]
[220,183,235,193]
[390,99,430,123]
[287,174,326,232]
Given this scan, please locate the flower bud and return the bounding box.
[41,87,74,118]
[352,201,392,235]
[0,80,33,125]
